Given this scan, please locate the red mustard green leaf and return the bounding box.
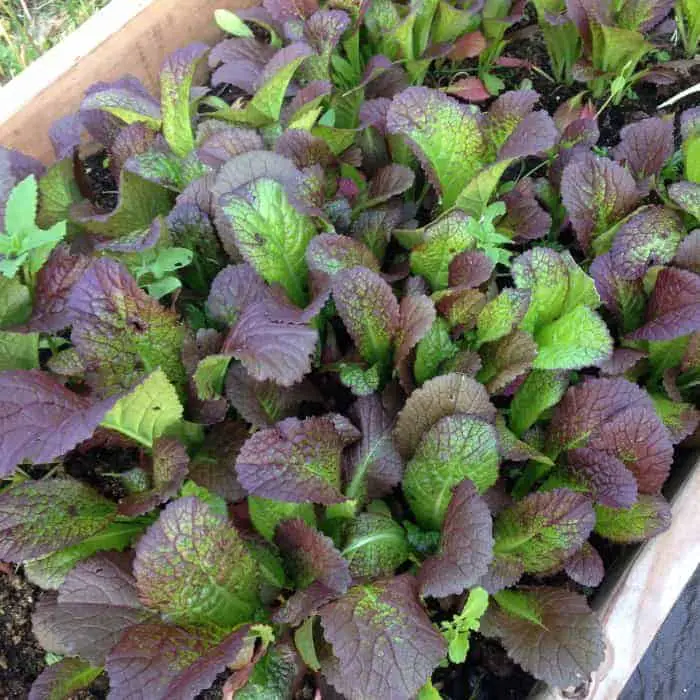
[498,110,558,161]
[319,575,447,700]
[0,147,45,231]
[249,497,316,543]
[613,117,674,181]
[366,164,415,207]
[395,294,436,385]
[133,497,261,627]
[117,438,189,516]
[599,347,647,376]
[0,478,116,562]
[674,229,700,274]
[590,252,645,331]
[344,394,403,502]
[68,259,186,395]
[493,489,595,574]
[668,182,700,221]
[482,587,604,687]
[386,87,485,209]
[610,206,684,280]
[566,447,638,508]
[394,372,496,458]
[629,266,700,341]
[32,554,150,665]
[651,394,700,444]
[332,266,400,365]
[80,80,161,128]
[28,657,102,700]
[275,518,351,591]
[449,250,495,288]
[404,414,500,530]
[483,90,539,157]
[236,415,359,503]
[594,494,672,543]
[478,329,538,394]
[106,623,257,700]
[306,233,380,291]
[500,178,552,242]
[561,152,639,251]
[0,371,120,478]
[564,542,604,587]
[419,479,494,597]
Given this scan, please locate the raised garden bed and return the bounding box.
[0,0,699,699]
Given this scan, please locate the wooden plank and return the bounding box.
[531,458,700,700]
[0,0,256,163]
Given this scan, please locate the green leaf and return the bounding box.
[180,480,228,517]
[37,159,82,229]
[0,275,31,327]
[237,642,303,699]
[29,657,102,700]
[594,495,671,543]
[418,679,443,700]
[476,289,529,345]
[341,513,410,578]
[101,369,184,447]
[338,362,381,396]
[248,496,317,542]
[295,618,321,672]
[509,370,569,436]
[492,589,545,627]
[5,174,37,234]
[215,9,255,37]
[533,305,613,370]
[440,586,489,663]
[403,414,500,530]
[193,354,231,400]
[222,178,316,306]
[455,159,513,216]
[414,317,458,385]
[0,331,38,370]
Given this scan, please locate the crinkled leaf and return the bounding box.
[81,82,161,128]
[28,658,102,700]
[564,542,604,587]
[0,147,45,231]
[394,372,496,458]
[193,354,231,400]
[0,274,32,327]
[629,267,700,341]
[0,479,116,562]
[414,317,459,385]
[479,329,538,393]
[651,394,700,444]
[674,229,700,274]
[613,117,674,181]
[566,447,638,508]
[68,259,186,395]
[236,415,359,503]
[493,489,595,574]
[404,414,500,530]
[449,249,495,288]
[319,575,446,700]
[395,294,436,382]
[482,587,604,687]
[341,512,410,578]
[419,479,494,597]
[668,181,700,221]
[134,497,260,626]
[594,495,672,543]
[590,252,646,331]
[332,266,400,365]
[37,158,82,229]
[365,164,415,207]
[0,371,120,478]
[306,233,379,289]
[0,331,38,371]
[477,289,530,345]
[236,642,303,699]
[500,178,552,242]
[101,370,183,447]
[387,87,485,209]
[509,370,569,436]
[206,263,268,326]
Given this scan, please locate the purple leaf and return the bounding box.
[319,575,446,700]
[49,114,83,160]
[359,97,392,135]
[236,415,359,503]
[419,479,494,597]
[24,244,90,332]
[598,347,646,376]
[477,554,525,594]
[197,127,264,168]
[106,623,254,700]
[629,267,700,341]
[590,252,645,329]
[362,55,409,99]
[275,129,335,168]
[566,447,638,508]
[0,371,120,478]
[134,497,260,626]
[501,178,552,242]
[498,110,558,161]
[395,294,436,388]
[613,117,674,181]
[32,554,149,665]
[344,394,403,501]
[263,0,319,23]
[610,206,684,280]
[366,164,414,206]
[284,80,332,122]
[449,250,495,288]
[674,229,700,274]
[209,37,275,71]
[668,182,700,221]
[561,152,639,250]
[482,586,604,687]
[564,542,604,587]
[80,81,162,128]
[394,373,496,458]
[274,580,338,626]
[206,263,269,326]
[478,330,538,394]
[306,234,380,293]
[110,123,159,177]
[117,438,189,516]
[68,259,186,395]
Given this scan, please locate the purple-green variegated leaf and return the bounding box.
[303,10,351,79]
[498,110,558,161]
[134,497,261,627]
[492,489,595,574]
[206,263,269,326]
[478,330,538,394]
[617,0,675,32]
[501,178,552,242]
[80,80,161,129]
[197,126,264,168]
[332,266,400,366]
[0,478,116,562]
[386,87,485,209]
[28,657,102,700]
[0,371,121,478]
[590,252,645,331]
[24,244,90,332]
[652,394,700,444]
[613,116,674,182]
[67,259,186,395]
[610,206,684,280]
[594,495,672,543]
[359,97,392,135]
[482,587,604,687]
[598,347,646,376]
[319,575,446,700]
[668,182,700,221]
[674,229,700,274]
[394,372,496,458]
[106,623,255,700]
[394,294,436,388]
[419,479,494,598]
[236,415,359,503]
[483,90,539,157]
[344,394,403,501]
[564,542,604,587]
[306,234,379,292]
[275,129,334,169]
[561,152,639,251]
[0,147,45,230]
[110,123,159,177]
[629,267,700,341]
[32,554,150,665]
[283,79,332,123]
[566,447,638,508]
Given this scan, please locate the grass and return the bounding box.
[0,0,108,83]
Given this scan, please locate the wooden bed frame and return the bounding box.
[1,2,698,697]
